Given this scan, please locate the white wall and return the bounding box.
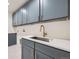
[8,14,21,59]
[15,18,70,44]
[8,14,15,33]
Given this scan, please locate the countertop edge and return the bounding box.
[21,36,70,52]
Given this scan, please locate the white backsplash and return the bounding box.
[14,19,70,44]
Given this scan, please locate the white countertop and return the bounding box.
[22,36,70,52]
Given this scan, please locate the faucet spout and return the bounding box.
[40,25,45,32]
[40,25,47,37]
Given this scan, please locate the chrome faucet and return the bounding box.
[40,25,47,37]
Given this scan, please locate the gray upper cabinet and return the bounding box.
[27,0,39,23]
[13,13,17,26]
[35,50,53,59]
[17,10,23,25]
[22,7,28,24]
[13,0,69,26]
[41,0,68,21]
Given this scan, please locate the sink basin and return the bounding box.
[30,37,49,42]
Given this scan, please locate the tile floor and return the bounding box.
[8,44,21,59]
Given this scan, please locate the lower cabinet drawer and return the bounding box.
[35,43,70,59]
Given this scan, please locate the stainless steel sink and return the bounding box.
[30,37,49,42]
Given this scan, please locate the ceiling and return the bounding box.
[8,0,29,14]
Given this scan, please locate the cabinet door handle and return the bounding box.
[52,57,55,59]
[31,49,34,59]
[38,16,40,21]
[35,52,36,59]
[38,15,43,21]
[32,49,35,59]
[40,15,43,20]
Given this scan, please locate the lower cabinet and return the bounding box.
[22,46,34,59]
[35,43,70,59]
[21,39,70,59]
[35,50,53,59]
[8,33,17,46]
[21,39,34,59]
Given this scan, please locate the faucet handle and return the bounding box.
[43,32,47,37]
[45,32,47,35]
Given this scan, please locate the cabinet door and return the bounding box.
[13,13,18,26]
[22,46,34,59]
[17,10,23,25]
[12,13,18,26]
[41,0,68,20]
[35,43,70,59]
[22,7,28,24]
[35,51,54,59]
[35,50,70,59]
[27,0,39,23]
